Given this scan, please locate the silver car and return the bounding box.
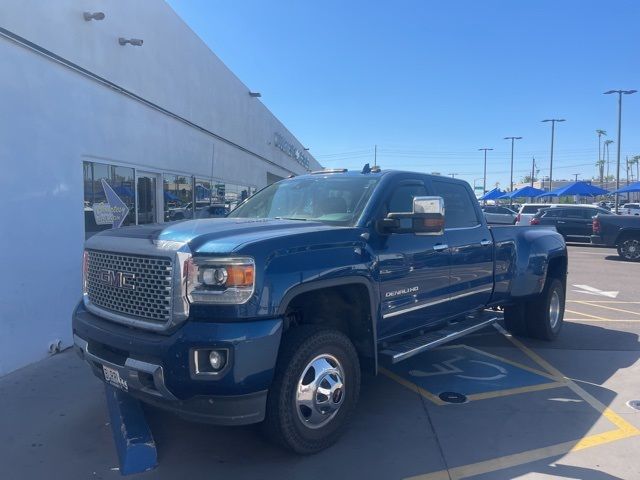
[482,206,518,224]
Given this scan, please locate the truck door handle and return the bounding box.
[480,239,493,246]
[557,221,566,224]
[433,244,449,252]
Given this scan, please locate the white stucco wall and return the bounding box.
[0,0,319,376]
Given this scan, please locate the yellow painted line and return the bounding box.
[565,318,640,322]
[567,300,640,304]
[465,381,565,402]
[565,308,609,321]
[406,324,640,480]
[379,367,446,406]
[495,323,640,436]
[458,345,560,381]
[573,300,640,317]
[406,429,638,480]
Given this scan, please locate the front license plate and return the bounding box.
[103,365,128,391]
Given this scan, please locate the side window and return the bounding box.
[496,207,511,214]
[565,209,584,219]
[386,184,427,213]
[432,181,479,228]
[483,207,496,213]
[543,209,560,218]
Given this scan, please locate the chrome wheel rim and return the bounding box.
[621,240,640,260]
[295,354,345,429]
[549,290,561,330]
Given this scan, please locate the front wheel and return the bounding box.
[617,236,640,262]
[262,326,361,454]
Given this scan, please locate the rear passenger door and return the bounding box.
[430,179,493,317]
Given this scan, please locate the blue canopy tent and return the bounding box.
[479,187,506,201]
[164,191,179,202]
[537,182,608,197]
[611,181,640,194]
[499,185,546,199]
[113,185,134,198]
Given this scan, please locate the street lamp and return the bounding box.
[478,148,493,198]
[604,89,637,213]
[541,119,565,192]
[596,129,607,187]
[503,137,522,205]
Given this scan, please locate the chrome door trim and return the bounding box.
[382,287,492,319]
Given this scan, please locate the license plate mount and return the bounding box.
[103,365,129,391]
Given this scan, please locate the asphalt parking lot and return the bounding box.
[1,244,639,479]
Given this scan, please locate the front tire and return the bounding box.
[617,236,640,262]
[262,326,361,454]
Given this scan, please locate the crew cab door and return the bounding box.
[370,180,451,339]
[430,179,493,316]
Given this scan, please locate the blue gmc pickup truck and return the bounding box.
[73,168,567,453]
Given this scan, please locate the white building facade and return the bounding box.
[0,0,320,376]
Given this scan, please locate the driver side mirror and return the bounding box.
[378,196,445,235]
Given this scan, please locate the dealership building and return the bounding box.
[0,1,320,376]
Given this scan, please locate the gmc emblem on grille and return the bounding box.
[98,269,135,290]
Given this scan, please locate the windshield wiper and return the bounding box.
[274,216,308,221]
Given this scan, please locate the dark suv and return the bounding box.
[531,205,612,241]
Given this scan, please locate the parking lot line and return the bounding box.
[380,367,447,406]
[464,381,566,402]
[572,301,640,317]
[567,300,640,304]
[565,308,609,321]
[406,325,640,480]
[565,318,640,322]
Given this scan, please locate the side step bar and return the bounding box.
[379,313,498,364]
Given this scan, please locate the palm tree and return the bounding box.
[596,130,607,186]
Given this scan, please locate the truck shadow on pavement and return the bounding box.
[139,321,639,480]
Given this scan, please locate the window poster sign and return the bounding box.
[92,179,130,228]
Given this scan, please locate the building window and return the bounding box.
[163,174,194,221]
[83,161,135,239]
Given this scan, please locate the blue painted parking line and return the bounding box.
[382,345,564,405]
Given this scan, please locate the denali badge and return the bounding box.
[98,269,135,290]
[385,286,419,298]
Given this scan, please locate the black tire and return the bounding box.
[262,326,361,454]
[617,235,640,262]
[503,302,528,336]
[525,277,565,341]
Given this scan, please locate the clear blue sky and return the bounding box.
[168,0,640,190]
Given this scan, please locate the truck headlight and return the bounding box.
[186,257,255,304]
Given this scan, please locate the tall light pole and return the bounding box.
[596,129,607,187]
[604,89,637,213]
[478,148,493,197]
[503,137,522,205]
[541,119,565,193]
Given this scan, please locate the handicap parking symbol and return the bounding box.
[384,345,562,405]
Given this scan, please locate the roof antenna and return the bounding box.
[362,163,371,174]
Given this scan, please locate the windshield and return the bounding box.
[227,175,379,226]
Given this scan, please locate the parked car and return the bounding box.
[515,203,553,226]
[482,205,517,224]
[73,169,567,453]
[621,203,640,216]
[531,205,612,241]
[591,214,640,261]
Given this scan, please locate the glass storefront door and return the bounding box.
[136,171,162,224]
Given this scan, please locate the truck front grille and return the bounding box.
[85,250,173,326]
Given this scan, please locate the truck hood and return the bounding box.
[90,218,342,254]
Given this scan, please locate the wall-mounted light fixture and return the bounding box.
[83,12,105,21]
[249,92,261,97]
[118,38,143,46]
